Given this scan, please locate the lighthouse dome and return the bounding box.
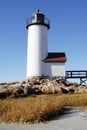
[26,10,50,29]
[32,9,44,24]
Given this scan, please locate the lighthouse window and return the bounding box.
[37,15,44,23]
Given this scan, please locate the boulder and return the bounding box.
[0,77,87,98]
[61,86,75,93]
[75,85,87,93]
[41,85,51,94]
[0,86,10,98]
[41,83,63,94]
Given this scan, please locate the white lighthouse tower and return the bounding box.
[26,10,50,79]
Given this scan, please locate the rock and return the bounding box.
[0,86,10,98]
[23,86,32,95]
[41,85,50,94]
[53,86,63,94]
[20,80,26,84]
[23,86,42,95]
[75,85,87,93]
[41,83,63,94]
[0,77,87,98]
[0,83,7,85]
[61,87,69,93]
[61,86,75,93]
[47,81,58,87]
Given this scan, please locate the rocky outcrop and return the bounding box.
[0,77,87,98]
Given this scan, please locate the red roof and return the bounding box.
[43,52,67,62]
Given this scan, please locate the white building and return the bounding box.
[26,10,67,79]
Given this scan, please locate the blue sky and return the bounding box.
[0,0,87,83]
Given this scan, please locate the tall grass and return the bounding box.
[65,93,87,106]
[0,93,87,124]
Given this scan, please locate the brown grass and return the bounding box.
[0,93,87,124]
[65,93,87,106]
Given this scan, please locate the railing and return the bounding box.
[26,17,50,25]
[26,17,32,26]
[66,70,87,78]
[26,17,50,29]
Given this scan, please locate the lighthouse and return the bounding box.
[26,10,67,79]
[26,10,50,79]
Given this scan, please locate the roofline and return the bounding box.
[43,61,66,63]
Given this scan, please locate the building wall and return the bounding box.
[44,62,65,77]
[27,25,48,79]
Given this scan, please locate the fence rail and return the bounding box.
[66,70,87,85]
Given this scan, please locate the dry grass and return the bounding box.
[65,93,87,107]
[0,93,87,124]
